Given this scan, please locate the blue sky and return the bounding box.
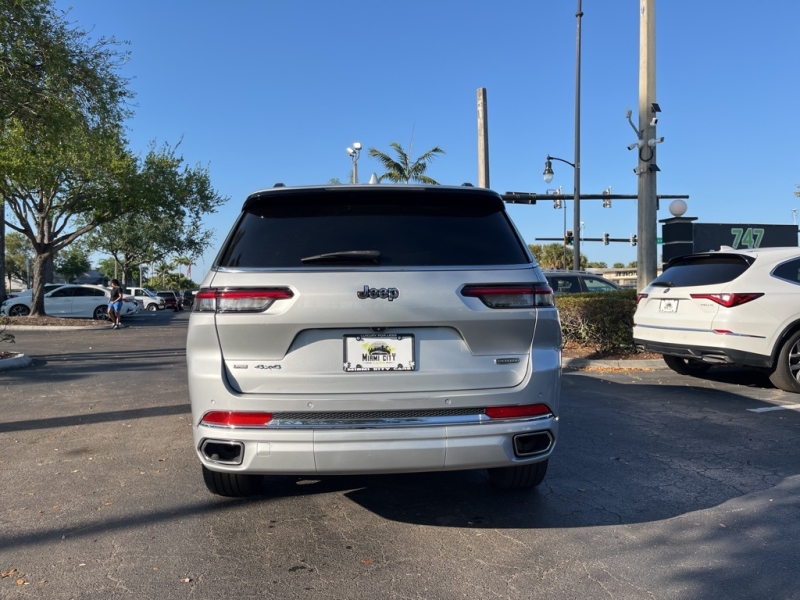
[56,0,800,276]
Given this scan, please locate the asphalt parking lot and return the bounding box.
[1,310,799,599]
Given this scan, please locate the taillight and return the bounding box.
[636,293,648,303]
[461,284,554,308]
[200,411,273,427]
[690,292,763,308]
[193,288,294,313]
[485,404,552,419]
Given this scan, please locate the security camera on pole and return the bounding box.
[624,0,659,291]
[639,0,657,290]
[346,142,361,184]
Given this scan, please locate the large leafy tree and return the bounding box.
[528,243,587,270]
[4,231,32,290]
[0,117,139,314]
[0,0,131,299]
[367,142,445,184]
[54,243,90,282]
[83,143,226,286]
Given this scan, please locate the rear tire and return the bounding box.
[93,305,110,320]
[768,330,800,393]
[202,466,263,497]
[488,459,548,489]
[663,354,712,376]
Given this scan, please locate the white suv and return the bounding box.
[187,185,562,496]
[123,287,165,311]
[633,247,800,392]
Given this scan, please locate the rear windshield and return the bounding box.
[214,189,531,268]
[653,254,754,287]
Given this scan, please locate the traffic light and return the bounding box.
[565,230,574,245]
[602,232,609,245]
[602,186,612,208]
[630,234,638,246]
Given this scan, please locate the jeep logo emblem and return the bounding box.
[357,285,399,301]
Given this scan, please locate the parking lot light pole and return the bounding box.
[543,155,579,269]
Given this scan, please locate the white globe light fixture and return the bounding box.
[668,199,688,217]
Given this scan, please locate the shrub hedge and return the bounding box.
[555,290,638,350]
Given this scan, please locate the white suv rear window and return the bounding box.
[653,254,754,287]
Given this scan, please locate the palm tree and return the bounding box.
[155,261,174,287]
[367,142,445,184]
[174,256,191,279]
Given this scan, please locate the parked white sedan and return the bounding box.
[0,284,138,320]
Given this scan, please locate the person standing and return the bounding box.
[108,279,125,329]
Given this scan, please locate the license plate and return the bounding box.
[343,334,415,372]
[659,299,678,313]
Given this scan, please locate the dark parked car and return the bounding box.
[156,290,182,311]
[542,270,622,294]
[182,289,198,308]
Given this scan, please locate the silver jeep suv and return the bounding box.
[187,185,561,496]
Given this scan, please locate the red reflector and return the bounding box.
[200,411,273,427]
[690,292,763,308]
[485,404,551,419]
[637,293,648,302]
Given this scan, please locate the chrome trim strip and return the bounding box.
[635,323,708,334]
[635,323,765,339]
[711,331,766,339]
[200,413,553,430]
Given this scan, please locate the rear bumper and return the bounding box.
[633,337,772,368]
[195,416,557,476]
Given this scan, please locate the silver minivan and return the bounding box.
[187,185,561,496]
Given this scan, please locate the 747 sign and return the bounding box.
[730,227,764,249]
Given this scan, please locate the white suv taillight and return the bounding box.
[193,288,294,313]
[461,284,554,308]
[689,292,763,308]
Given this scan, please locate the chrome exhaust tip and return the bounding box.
[513,432,553,457]
[200,439,244,465]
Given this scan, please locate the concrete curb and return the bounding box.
[563,357,667,370]
[0,353,33,372]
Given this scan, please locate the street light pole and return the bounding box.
[544,156,576,267]
[573,0,583,271]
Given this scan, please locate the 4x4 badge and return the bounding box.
[357,285,399,301]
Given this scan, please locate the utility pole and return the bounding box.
[572,0,583,271]
[637,0,657,291]
[477,88,490,188]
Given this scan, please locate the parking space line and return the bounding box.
[748,403,800,413]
